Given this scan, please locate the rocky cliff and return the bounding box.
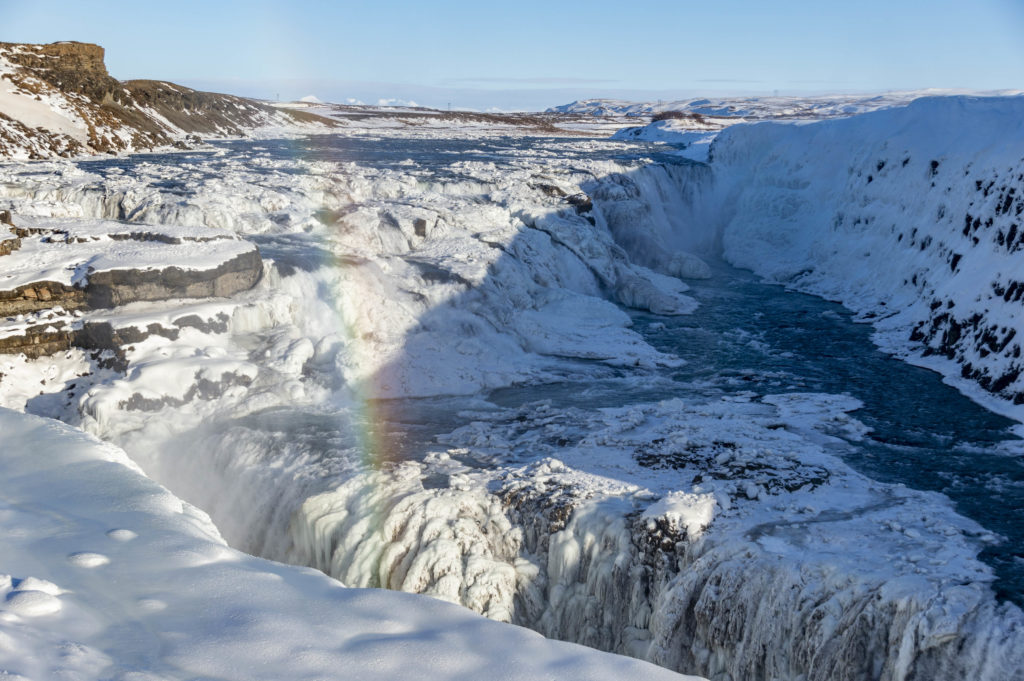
[0,211,263,358]
[0,41,334,159]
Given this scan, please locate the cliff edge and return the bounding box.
[0,41,334,159]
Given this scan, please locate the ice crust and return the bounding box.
[1,98,1023,681]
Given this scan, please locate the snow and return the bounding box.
[2,93,1024,681]
[0,66,88,143]
[549,90,1022,120]
[0,407,697,681]
[612,123,719,162]
[640,491,716,541]
[377,98,419,107]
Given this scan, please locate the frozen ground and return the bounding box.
[0,96,1023,681]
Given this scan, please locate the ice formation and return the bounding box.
[1,94,1023,681]
[0,407,694,681]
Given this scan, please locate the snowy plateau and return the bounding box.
[1,45,1024,681]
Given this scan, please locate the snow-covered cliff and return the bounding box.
[709,95,1024,418]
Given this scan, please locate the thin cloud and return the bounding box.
[787,79,851,85]
[696,78,764,84]
[441,76,619,86]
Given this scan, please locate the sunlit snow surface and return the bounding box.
[0,408,692,681]
[1,108,1023,681]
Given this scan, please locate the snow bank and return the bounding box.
[710,95,1024,418]
[0,407,698,681]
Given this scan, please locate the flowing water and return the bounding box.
[51,133,1024,679]
[491,262,1024,604]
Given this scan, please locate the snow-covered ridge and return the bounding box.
[0,41,335,159]
[549,90,1021,119]
[0,407,696,681]
[708,95,1024,416]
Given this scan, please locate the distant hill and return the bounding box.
[545,90,1023,120]
[0,41,335,159]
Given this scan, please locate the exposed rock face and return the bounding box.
[84,249,262,309]
[0,319,74,358]
[74,312,230,353]
[0,41,336,159]
[0,281,84,316]
[0,213,263,358]
[2,41,113,102]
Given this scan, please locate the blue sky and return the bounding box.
[2,0,1023,109]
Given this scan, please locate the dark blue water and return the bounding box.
[490,261,1024,605]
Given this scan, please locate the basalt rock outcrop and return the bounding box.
[0,41,335,158]
[0,212,262,358]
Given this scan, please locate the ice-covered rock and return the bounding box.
[667,251,712,279]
